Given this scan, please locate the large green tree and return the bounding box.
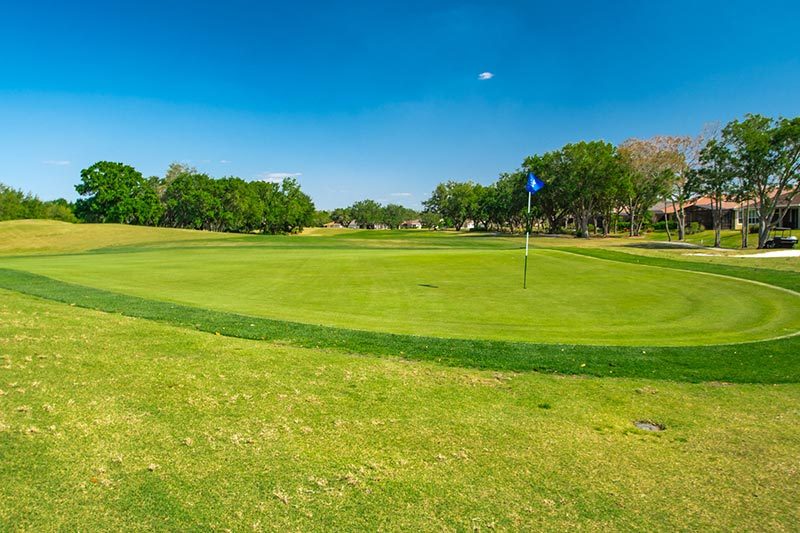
[720,114,800,248]
[349,199,383,229]
[330,207,352,227]
[161,172,221,230]
[75,161,163,225]
[423,181,479,231]
[382,203,416,229]
[560,141,621,238]
[279,177,315,233]
[524,156,568,234]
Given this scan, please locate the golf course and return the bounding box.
[2,219,800,530]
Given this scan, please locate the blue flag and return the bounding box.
[525,172,544,194]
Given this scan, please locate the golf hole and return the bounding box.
[634,420,665,432]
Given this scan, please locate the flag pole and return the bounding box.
[523,190,531,289]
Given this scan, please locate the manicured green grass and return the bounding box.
[1,267,799,383]
[4,244,799,346]
[646,229,745,249]
[2,289,799,531]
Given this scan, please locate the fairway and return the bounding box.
[3,242,799,346]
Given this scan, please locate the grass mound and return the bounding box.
[0,219,239,255]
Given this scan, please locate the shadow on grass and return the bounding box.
[622,242,702,250]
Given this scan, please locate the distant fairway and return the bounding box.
[2,225,800,346]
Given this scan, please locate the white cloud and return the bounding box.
[42,160,70,166]
[258,171,302,183]
[219,159,231,164]
[478,72,494,80]
[390,192,412,197]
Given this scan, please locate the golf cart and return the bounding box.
[764,227,798,249]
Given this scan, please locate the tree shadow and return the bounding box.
[623,242,702,250]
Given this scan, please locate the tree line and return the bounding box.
[0,183,76,222]
[4,113,797,247]
[322,200,427,229]
[2,161,318,234]
[74,161,316,234]
[421,113,800,248]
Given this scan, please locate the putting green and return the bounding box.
[4,245,799,346]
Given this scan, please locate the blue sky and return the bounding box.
[1,0,798,210]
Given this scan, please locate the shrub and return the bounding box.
[686,222,705,235]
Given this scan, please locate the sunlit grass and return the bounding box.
[1,289,799,530]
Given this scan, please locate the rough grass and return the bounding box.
[0,219,241,255]
[2,289,799,531]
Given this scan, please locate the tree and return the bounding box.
[0,184,26,220]
[486,172,529,231]
[382,203,415,229]
[162,172,220,230]
[662,133,707,240]
[0,183,76,222]
[618,139,676,236]
[312,210,332,227]
[349,199,383,229]
[42,198,78,222]
[279,177,315,233]
[696,139,735,247]
[423,181,479,231]
[330,207,352,227]
[419,210,441,229]
[252,180,284,234]
[560,141,620,238]
[523,156,567,234]
[75,161,163,225]
[720,114,800,248]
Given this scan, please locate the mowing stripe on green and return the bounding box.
[1,267,798,384]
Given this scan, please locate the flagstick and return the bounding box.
[523,190,531,289]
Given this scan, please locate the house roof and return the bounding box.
[653,188,799,214]
[653,196,740,214]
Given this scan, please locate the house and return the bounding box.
[323,221,343,228]
[653,198,738,229]
[400,219,422,229]
[347,220,389,229]
[768,190,800,229]
[653,192,800,231]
